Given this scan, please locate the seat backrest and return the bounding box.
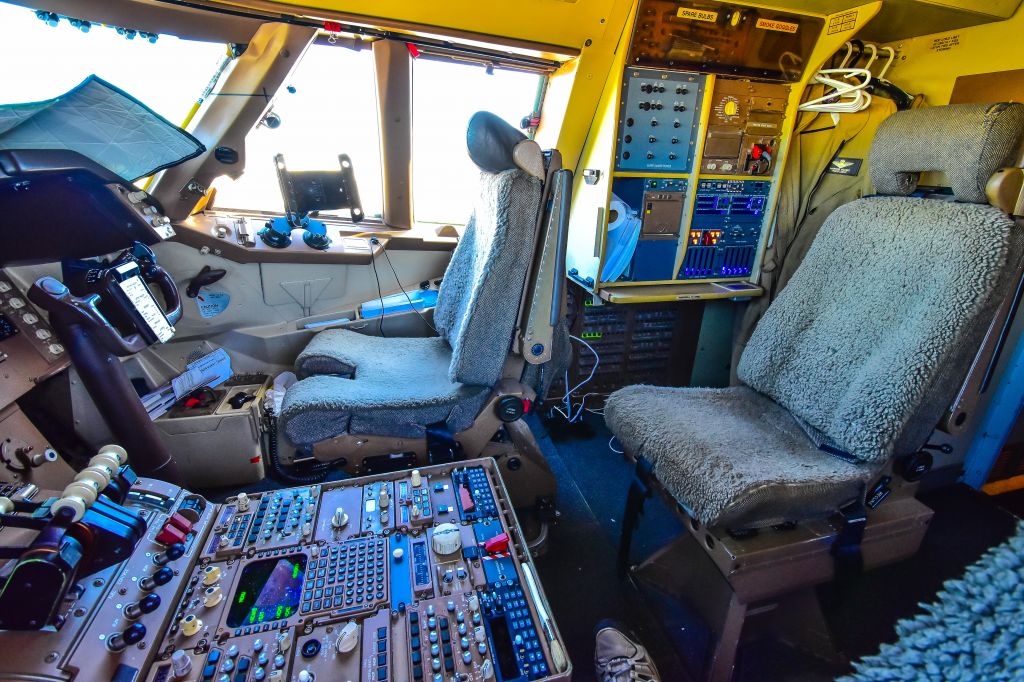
[433,112,544,386]
[738,103,1024,464]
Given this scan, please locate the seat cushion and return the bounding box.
[281,333,490,444]
[295,327,396,378]
[605,385,877,528]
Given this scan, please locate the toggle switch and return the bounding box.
[153,542,186,566]
[124,593,161,620]
[140,567,174,591]
[107,623,146,652]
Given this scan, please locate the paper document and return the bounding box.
[118,275,175,343]
[141,348,233,420]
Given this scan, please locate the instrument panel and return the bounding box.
[0,270,68,408]
[0,459,570,682]
[615,68,705,173]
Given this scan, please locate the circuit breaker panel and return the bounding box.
[565,0,833,302]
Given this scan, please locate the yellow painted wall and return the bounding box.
[881,3,1024,105]
[228,0,618,51]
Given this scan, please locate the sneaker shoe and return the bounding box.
[594,619,661,682]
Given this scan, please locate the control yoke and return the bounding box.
[29,278,149,357]
[27,243,184,484]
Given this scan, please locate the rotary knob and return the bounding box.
[203,565,222,585]
[336,621,359,654]
[179,614,203,638]
[431,523,462,556]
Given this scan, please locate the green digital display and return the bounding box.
[226,554,306,628]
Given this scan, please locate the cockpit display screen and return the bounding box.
[629,0,824,82]
[226,555,307,628]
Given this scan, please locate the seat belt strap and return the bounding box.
[617,456,654,577]
[832,496,867,578]
[425,421,464,465]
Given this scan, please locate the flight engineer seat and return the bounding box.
[279,112,571,507]
[605,102,1024,680]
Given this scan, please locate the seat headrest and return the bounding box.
[869,103,1024,204]
[466,111,528,174]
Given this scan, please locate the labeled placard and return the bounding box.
[755,17,799,33]
[677,7,718,22]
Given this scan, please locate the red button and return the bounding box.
[156,524,186,546]
[484,532,509,554]
[459,486,475,513]
[167,512,193,534]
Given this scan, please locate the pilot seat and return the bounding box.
[605,102,1024,680]
[279,112,571,524]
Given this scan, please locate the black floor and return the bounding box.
[529,411,1023,682]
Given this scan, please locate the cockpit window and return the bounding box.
[0,4,227,127]
[209,43,384,221]
[412,59,544,226]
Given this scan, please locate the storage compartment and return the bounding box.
[154,374,270,489]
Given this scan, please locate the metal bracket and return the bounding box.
[582,168,601,185]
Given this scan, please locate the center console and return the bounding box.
[0,452,570,682]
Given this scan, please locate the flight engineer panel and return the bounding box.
[566,1,826,299]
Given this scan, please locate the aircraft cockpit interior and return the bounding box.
[2,0,1024,680]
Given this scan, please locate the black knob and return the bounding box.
[140,567,174,591]
[625,117,634,127]
[639,102,650,111]
[673,121,681,128]
[624,135,632,143]
[646,152,655,160]
[650,119,658,127]
[654,103,663,110]
[657,85,665,93]
[154,543,186,566]
[648,136,657,143]
[107,623,147,652]
[671,138,679,144]
[124,593,161,620]
[676,86,687,95]
[668,153,677,160]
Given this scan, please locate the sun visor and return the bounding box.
[0,75,205,182]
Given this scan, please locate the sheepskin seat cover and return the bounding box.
[606,103,1024,527]
[281,333,489,444]
[281,166,541,443]
[605,385,876,527]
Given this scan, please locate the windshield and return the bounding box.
[209,42,385,221]
[0,3,227,127]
